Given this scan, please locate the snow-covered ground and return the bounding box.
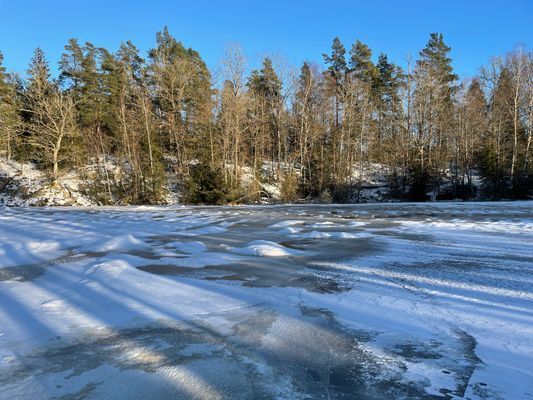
[1,157,397,206]
[0,157,182,207]
[0,202,532,399]
[0,158,96,207]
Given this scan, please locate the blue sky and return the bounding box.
[0,0,531,78]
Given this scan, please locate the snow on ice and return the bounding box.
[0,202,532,399]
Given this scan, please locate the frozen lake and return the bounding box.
[0,202,532,399]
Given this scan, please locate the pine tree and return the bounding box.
[149,26,212,169]
[0,51,21,160]
[375,53,399,104]
[248,57,282,104]
[323,37,347,127]
[0,51,9,95]
[323,37,347,84]
[59,39,102,128]
[60,39,115,199]
[373,53,401,162]
[349,40,377,84]
[418,33,458,86]
[99,41,148,201]
[248,57,284,169]
[411,33,458,199]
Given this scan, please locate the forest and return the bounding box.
[0,28,531,204]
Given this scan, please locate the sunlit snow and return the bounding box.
[0,202,532,399]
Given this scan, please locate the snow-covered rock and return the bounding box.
[232,240,304,257]
[0,158,95,206]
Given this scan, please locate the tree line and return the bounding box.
[0,28,531,204]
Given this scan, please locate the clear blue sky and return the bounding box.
[0,0,531,79]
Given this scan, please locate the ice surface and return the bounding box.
[0,201,532,399]
[295,230,372,239]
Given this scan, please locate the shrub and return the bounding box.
[280,172,299,203]
[183,163,230,205]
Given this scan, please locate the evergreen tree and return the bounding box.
[60,39,117,199]
[323,37,347,84]
[373,53,401,161]
[0,51,21,160]
[417,33,458,86]
[323,37,347,127]
[375,53,399,105]
[26,47,52,100]
[149,26,212,167]
[349,40,377,84]
[248,57,281,103]
[0,51,9,95]
[411,33,458,199]
[59,39,103,128]
[248,57,284,166]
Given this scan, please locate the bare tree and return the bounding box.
[218,43,247,186]
[25,87,79,180]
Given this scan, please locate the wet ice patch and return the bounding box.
[165,252,240,268]
[100,253,180,267]
[232,240,304,257]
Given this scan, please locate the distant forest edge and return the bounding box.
[0,28,531,205]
